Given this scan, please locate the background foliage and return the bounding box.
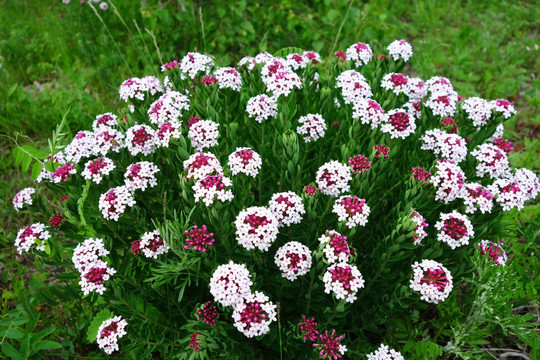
[0,0,538,359]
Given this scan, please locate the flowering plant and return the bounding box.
[9,40,538,358]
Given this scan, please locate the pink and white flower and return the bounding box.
[78,259,116,295]
[381,109,416,139]
[92,113,118,131]
[268,191,305,227]
[462,183,495,214]
[435,210,474,249]
[72,238,109,272]
[296,114,327,143]
[410,259,453,304]
[192,173,234,206]
[96,316,127,355]
[387,39,413,62]
[156,120,182,147]
[125,124,158,156]
[471,143,510,179]
[261,59,302,98]
[64,131,96,163]
[136,230,169,259]
[228,147,262,177]
[490,98,516,119]
[405,77,428,100]
[183,152,223,181]
[246,94,278,123]
[318,230,353,264]
[345,41,372,67]
[14,223,50,254]
[316,161,352,197]
[98,186,136,221]
[351,99,387,129]
[124,161,160,192]
[411,211,429,245]
[82,157,115,184]
[335,70,372,104]
[232,291,277,338]
[462,97,493,128]
[274,241,312,281]
[188,119,219,151]
[420,129,468,163]
[51,163,77,183]
[214,67,242,91]
[332,195,370,228]
[367,344,405,360]
[323,262,365,303]
[13,187,36,212]
[478,240,507,266]
[93,128,124,156]
[425,90,459,118]
[180,52,214,79]
[209,261,252,307]
[431,160,466,203]
[381,73,409,95]
[234,206,279,251]
[313,329,347,359]
[148,91,190,125]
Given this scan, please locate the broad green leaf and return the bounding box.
[32,341,63,351]
[31,162,42,180]
[274,47,305,58]
[1,342,23,360]
[86,309,112,343]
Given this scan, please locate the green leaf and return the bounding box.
[4,328,25,339]
[274,47,305,58]
[31,162,42,180]
[21,156,32,173]
[1,342,23,360]
[32,341,63,351]
[86,309,112,343]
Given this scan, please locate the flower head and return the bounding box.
[478,240,507,266]
[72,238,110,272]
[420,129,468,163]
[319,230,353,264]
[196,301,220,326]
[124,161,160,192]
[214,67,242,91]
[373,144,390,159]
[96,316,127,355]
[235,206,279,251]
[313,329,347,359]
[183,152,223,181]
[297,114,327,143]
[209,261,252,307]
[274,241,312,280]
[348,154,371,174]
[268,191,306,227]
[82,157,115,184]
[367,344,405,360]
[323,262,365,303]
[471,143,510,179]
[246,95,278,123]
[352,99,387,129]
[490,98,516,119]
[387,39,413,62]
[299,315,319,342]
[435,210,474,249]
[410,259,453,304]
[316,161,352,197]
[381,73,410,95]
[228,147,262,177]
[332,195,370,228]
[185,225,215,252]
[462,183,495,214]
[125,124,158,156]
[135,230,169,259]
[148,91,189,125]
[462,97,493,129]
[346,41,372,67]
[232,291,277,338]
[13,187,36,212]
[98,186,136,221]
[14,223,50,254]
[336,70,372,104]
[92,113,117,131]
[192,173,234,206]
[188,119,219,151]
[381,109,416,139]
[410,211,429,245]
[431,160,466,203]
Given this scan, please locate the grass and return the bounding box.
[0,0,538,358]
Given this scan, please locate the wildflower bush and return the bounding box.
[7,40,539,359]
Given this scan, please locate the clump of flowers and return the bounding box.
[313,329,347,359]
[373,144,390,159]
[148,91,190,125]
[471,143,510,179]
[180,52,214,79]
[316,161,352,197]
[318,230,353,264]
[232,291,277,338]
[185,225,215,252]
[246,95,278,123]
[462,97,493,129]
[196,301,220,326]
[96,316,128,355]
[183,152,223,181]
[209,261,252,307]
[490,98,516,119]
[193,173,234,206]
[92,112,118,130]
[82,157,115,184]
[462,183,495,214]
[381,109,416,139]
[228,147,262,177]
[214,67,242,91]
[299,315,319,342]
[420,129,468,163]
[125,124,158,156]
[367,344,405,360]
[435,210,474,249]
[336,70,372,104]
[381,73,409,95]
[188,119,219,151]
[235,206,279,251]
[387,39,413,62]
[48,212,66,230]
[478,240,507,266]
[323,262,365,303]
[133,230,169,259]
[268,191,305,227]
[352,99,387,129]
[13,187,36,212]
[296,114,327,143]
[348,154,371,174]
[410,259,453,304]
[332,195,370,228]
[98,186,136,221]
[431,160,466,203]
[410,211,429,245]
[274,241,312,280]
[14,223,50,254]
[124,161,160,192]
[346,41,372,66]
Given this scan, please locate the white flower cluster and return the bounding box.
[72,238,116,295]
[125,124,158,156]
[228,147,262,177]
[64,131,96,163]
[246,94,278,123]
[214,67,242,91]
[180,52,214,79]
[381,73,410,95]
[98,186,136,221]
[156,120,182,147]
[93,128,125,156]
[316,161,352,197]
[431,160,466,203]
[405,77,428,100]
[82,157,115,184]
[96,316,128,355]
[268,191,305,227]
[183,152,223,181]
[148,91,190,125]
[137,230,170,259]
[462,183,495,214]
[332,195,370,228]
[237,52,274,71]
[209,261,253,307]
[514,168,540,202]
[352,99,387,129]
[420,129,468,163]
[435,210,474,249]
[14,223,50,254]
[462,97,493,129]
[491,168,539,211]
[345,41,372,67]
[387,39,413,62]
[51,163,77,184]
[188,119,219,151]
[367,344,405,360]
[274,241,312,281]
[232,291,277,338]
[490,98,516,119]
[261,59,302,98]
[193,174,234,206]
[318,230,353,264]
[410,259,453,304]
[124,161,160,192]
[425,77,458,118]
[323,262,365,303]
[296,113,327,143]
[285,53,308,70]
[36,152,66,183]
[411,211,428,246]
[478,240,507,266]
[235,206,279,251]
[119,76,163,102]
[13,187,36,212]
[381,108,416,139]
[335,70,372,104]
[471,143,510,179]
[92,113,118,131]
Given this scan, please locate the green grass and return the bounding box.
[0,0,538,358]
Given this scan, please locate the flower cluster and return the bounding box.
[332,195,370,228]
[373,144,390,159]
[410,259,453,304]
[346,42,372,67]
[193,173,234,206]
[232,291,277,338]
[96,316,128,355]
[98,186,136,221]
[318,230,353,264]
[471,143,510,179]
[125,124,158,156]
[185,225,215,252]
[348,154,371,174]
[51,163,77,183]
[214,67,242,91]
[491,168,539,211]
[72,238,115,295]
[13,187,36,212]
[261,59,302,98]
[336,70,372,104]
[411,211,429,245]
[268,191,306,227]
[425,77,458,118]
[180,52,214,79]
[92,113,118,131]
[381,73,409,95]
[313,329,347,359]
[431,160,466,203]
[196,301,220,326]
[296,114,327,143]
[132,230,169,259]
[124,161,160,192]
[246,94,278,123]
[462,183,495,214]
[188,119,219,151]
[478,240,507,266]
[435,210,474,249]
[490,98,516,119]
[462,97,493,129]
[323,262,365,303]
[420,129,468,163]
[367,344,405,360]
[299,315,319,341]
[352,99,387,129]
[14,223,50,254]
[64,131,96,163]
[228,147,262,177]
[82,157,115,184]
[381,109,416,139]
[274,241,312,280]
[209,261,252,307]
[235,206,279,251]
[387,39,413,62]
[119,76,163,102]
[93,128,125,155]
[148,91,189,125]
[316,161,352,197]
